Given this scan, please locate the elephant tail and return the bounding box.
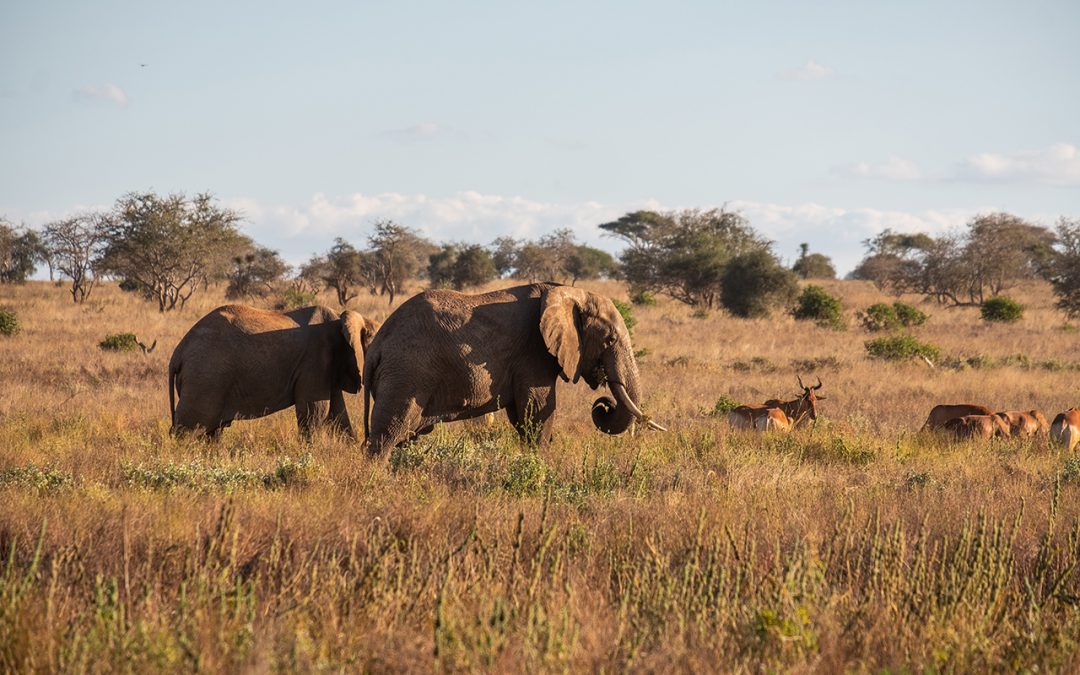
[363,379,371,440]
[362,352,377,441]
[168,361,178,428]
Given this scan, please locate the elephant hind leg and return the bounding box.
[173,394,229,440]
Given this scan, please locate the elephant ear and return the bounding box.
[540,285,588,383]
[340,310,368,390]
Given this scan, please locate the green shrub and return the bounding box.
[0,310,19,337]
[279,287,317,310]
[892,302,927,327]
[720,250,799,318]
[981,296,1023,323]
[630,289,656,306]
[857,303,897,331]
[612,299,636,336]
[858,301,927,331]
[691,307,710,320]
[792,285,845,330]
[99,333,140,352]
[864,333,941,362]
[712,394,740,415]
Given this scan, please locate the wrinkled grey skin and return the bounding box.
[363,283,660,456]
[169,304,378,439]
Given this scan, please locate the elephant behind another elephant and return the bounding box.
[169,304,378,439]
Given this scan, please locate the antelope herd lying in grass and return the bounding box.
[727,377,1079,451]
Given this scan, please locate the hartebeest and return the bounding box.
[945,414,1010,440]
[753,408,792,432]
[921,404,994,431]
[994,410,1045,437]
[1050,409,1080,451]
[728,376,824,429]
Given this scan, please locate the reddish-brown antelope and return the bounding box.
[728,376,824,430]
[1050,409,1080,451]
[921,403,994,431]
[753,408,792,432]
[994,410,1044,437]
[945,414,1010,440]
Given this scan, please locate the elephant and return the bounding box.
[362,283,665,455]
[169,304,379,439]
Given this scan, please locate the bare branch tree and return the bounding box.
[42,215,107,303]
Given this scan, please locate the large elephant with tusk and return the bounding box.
[362,283,665,455]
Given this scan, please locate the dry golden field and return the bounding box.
[1,278,1079,673]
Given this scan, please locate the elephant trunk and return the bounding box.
[592,349,665,434]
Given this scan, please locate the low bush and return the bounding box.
[864,333,941,362]
[99,333,140,352]
[893,302,928,327]
[630,289,656,306]
[858,302,928,331]
[981,296,1023,323]
[0,309,19,337]
[277,287,318,311]
[792,285,845,330]
[712,394,741,415]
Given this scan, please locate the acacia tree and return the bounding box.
[368,220,434,305]
[451,244,497,289]
[850,215,1055,305]
[489,236,520,277]
[306,239,362,306]
[600,208,768,308]
[564,244,617,285]
[792,243,836,279]
[42,215,108,303]
[98,192,246,311]
[0,221,45,283]
[1050,217,1080,318]
[225,246,289,301]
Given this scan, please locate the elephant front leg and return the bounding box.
[367,397,425,456]
[327,390,356,439]
[510,386,556,446]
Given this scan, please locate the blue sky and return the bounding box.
[2,0,1078,273]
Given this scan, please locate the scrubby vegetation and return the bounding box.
[858,301,928,331]
[792,285,845,330]
[98,333,141,352]
[0,309,19,337]
[981,296,1025,323]
[864,333,941,362]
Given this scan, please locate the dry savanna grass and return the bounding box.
[1,278,1079,673]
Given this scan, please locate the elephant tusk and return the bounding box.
[610,381,667,431]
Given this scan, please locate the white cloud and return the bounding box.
[220,191,1005,276]
[957,143,1080,187]
[73,83,128,107]
[778,60,833,81]
[833,156,922,181]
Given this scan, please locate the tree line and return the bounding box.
[2,190,1079,319]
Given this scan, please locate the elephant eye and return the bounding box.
[604,335,616,349]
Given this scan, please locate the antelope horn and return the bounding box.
[814,376,822,390]
[797,374,806,390]
[610,381,667,432]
